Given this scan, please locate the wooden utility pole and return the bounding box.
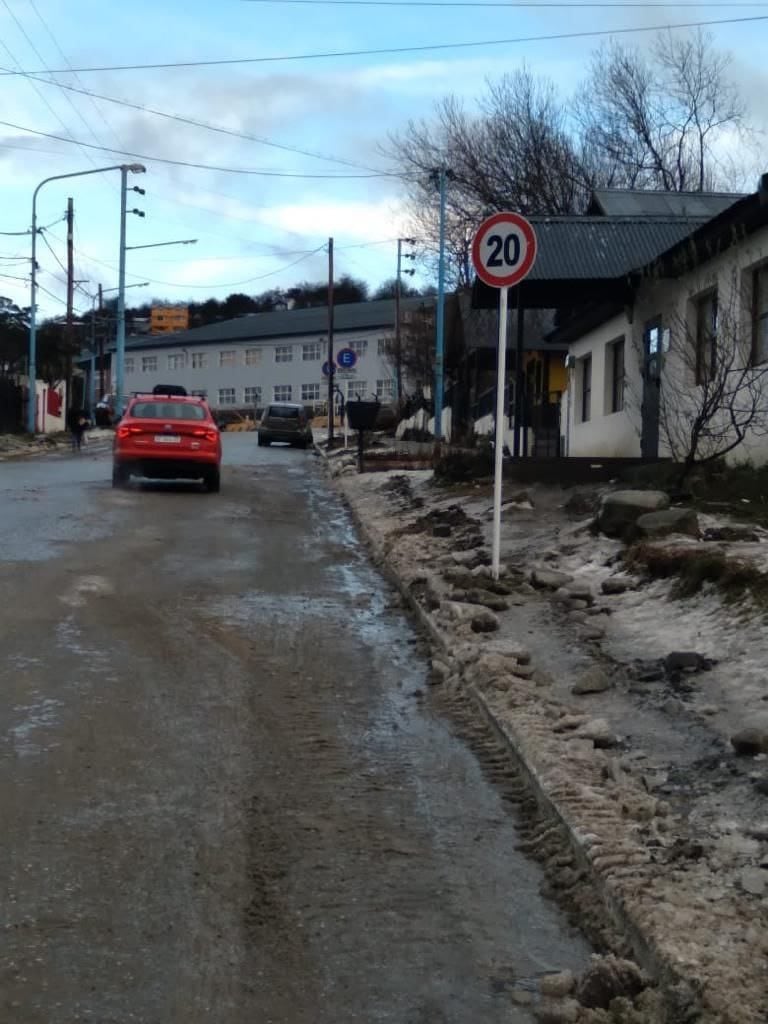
[327,236,335,448]
[65,197,74,408]
[98,283,105,401]
[395,239,403,405]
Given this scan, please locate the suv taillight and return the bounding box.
[117,424,142,439]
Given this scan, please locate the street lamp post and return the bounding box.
[27,163,145,433]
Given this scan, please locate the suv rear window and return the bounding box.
[130,401,207,421]
[267,405,300,419]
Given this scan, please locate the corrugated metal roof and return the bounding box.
[124,297,433,351]
[589,189,745,219]
[519,215,712,281]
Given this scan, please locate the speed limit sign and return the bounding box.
[471,211,537,289]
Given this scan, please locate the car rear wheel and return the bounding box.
[258,435,270,447]
[205,467,221,493]
[112,464,129,488]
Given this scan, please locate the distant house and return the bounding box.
[554,182,768,464]
[111,298,431,412]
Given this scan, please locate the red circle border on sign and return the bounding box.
[471,211,538,289]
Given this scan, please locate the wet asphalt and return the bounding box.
[0,436,591,1023]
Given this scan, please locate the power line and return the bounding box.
[0,215,65,237]
[0,68,387,175]
[0,14,764,74]
[243,0,768,5]
[39,229,70,278]
[0,120,398,178]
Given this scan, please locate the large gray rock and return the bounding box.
[531,567,574,590]
[597,490,670,538]
[731,728,768,756]
[572,667,613,695]
[635,507,700,539]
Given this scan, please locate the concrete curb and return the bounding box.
[319,453,763,1024]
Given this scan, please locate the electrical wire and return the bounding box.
[0,68,388,175]
[38,229,70,278]
[0,14,764,74]
[0,215,65,237]
[0,120,398,177]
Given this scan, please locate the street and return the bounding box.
[0,435,590,1024]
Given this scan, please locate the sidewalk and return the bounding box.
[322,451,768,1024]
[0,428,114,461]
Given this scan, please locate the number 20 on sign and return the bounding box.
[471,211,538,580]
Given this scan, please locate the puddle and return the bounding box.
[7,696,64,757]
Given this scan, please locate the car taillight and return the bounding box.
[193,428,219,443]
[117,425,142,439]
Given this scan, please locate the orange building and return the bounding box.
[151,305,189,334]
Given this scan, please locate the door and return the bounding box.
[641,319,662,459]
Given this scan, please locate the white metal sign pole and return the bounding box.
[492,285,509,580]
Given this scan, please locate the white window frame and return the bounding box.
[167,353,185,370]
[348,339,368,356]
[124,357,135,374]
[219,350,237,368]
[273,384,292,402]
[302,342,322,361]
[244,386,262,405]
[141,355,158,373]
[301,383,321,402]
[245,348,261,367]
[376,379,394,400]
[191,352,207,369]
[275,345,293,363]
[218,387,237,406]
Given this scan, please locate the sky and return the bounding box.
[0,0,767,320]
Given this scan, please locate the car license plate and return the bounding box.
[154,434,181,443]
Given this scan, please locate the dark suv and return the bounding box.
[257,403,313,449]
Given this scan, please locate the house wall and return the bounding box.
[119,328,397,410]
[566,313,641,458]
[566,224,768,463]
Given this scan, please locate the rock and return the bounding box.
[635,507,700,539]
[731,729,768,756]
[512,663,535,680]
[580,623,606,641]
[428,659,451,685]
[577,717,619,748]
[470,609,500,633]
[572,668,613,695]
[531,568,575,591]
[565,584,594,605]
[432,523,452,537]
[491,641,531,663]
[703,525,760,543]
[511,990,534,1007]
[451,588,509,612]
[740,868,767,897]
[564,491,598,518]
[601,576,631,595]
[597,490,670,538]
[664,651,713,674]
[553,715,588,733]
[752,777,768,796]
[534,998,580,1023]
[575,956,645,1010]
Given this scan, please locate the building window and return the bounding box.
[348,380,367,399]
[167,353,185,370]
[348,339,368,356]
[377,338,389,356]
[124,357,135,374]
[142,356,157,373]
[191,352,207,369]
[218,388,237,405]
[191,389,207,398]
[695,290,718,383]
[752,265,768,365]
[579,355,592,423]
[376,379,394,400]
[219,350,236,368]
[302,342,322,361]
[274,384,292,402]
[301,383,320,402]
[607,337,625,413]
[275,345,293,363]
[245,348,261,367]
[244,386,262,405]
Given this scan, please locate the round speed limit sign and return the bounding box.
[471,211,537,289]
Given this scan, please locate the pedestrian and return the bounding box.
[66,406,88,453]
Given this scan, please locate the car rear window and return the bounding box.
[130,401,207,421]
[267,405,300,419]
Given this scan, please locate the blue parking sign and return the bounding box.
[336,348,357,370]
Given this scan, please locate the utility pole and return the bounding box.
[115,165,146,417]
[65,197,74,411]
[327,236,335,448]
[395,237,416,406]
[97,283,105,401]
[434,167,448,442]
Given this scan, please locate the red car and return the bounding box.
[112,392,222,492]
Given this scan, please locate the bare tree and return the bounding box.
[578,30,746,192]
[653,273,768,476]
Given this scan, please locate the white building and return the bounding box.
[116,298,431,412]
[556,183,768,465]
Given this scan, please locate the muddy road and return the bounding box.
[0,437,591,1023]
